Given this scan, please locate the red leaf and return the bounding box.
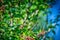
[26,36,34,40]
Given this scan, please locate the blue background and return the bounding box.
[49,0,60,40]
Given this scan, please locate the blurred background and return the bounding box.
[0,0,60,40]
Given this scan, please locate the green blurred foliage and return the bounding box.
[0,0,55,40]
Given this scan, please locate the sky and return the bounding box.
[48,0,60,40]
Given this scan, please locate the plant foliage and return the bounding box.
[0,0,55,40]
